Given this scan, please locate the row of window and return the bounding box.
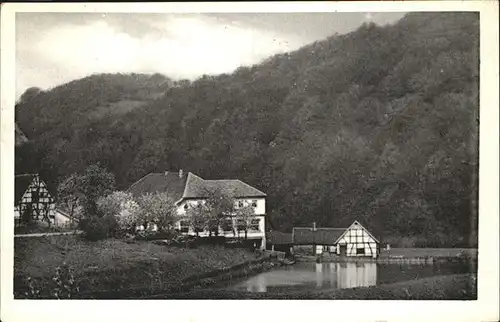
[179,218,261,233]
[183,200,258,210]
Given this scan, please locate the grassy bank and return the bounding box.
[167,273,477,300]
[14,235,260,298]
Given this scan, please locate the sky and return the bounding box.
[15,12,405,98]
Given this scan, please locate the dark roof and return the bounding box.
[267,231,293,245]
[182,172,209,198]
[15,174,37,206]
[293,227,347,245]
[127,172,188,201]
[127,171,266,201]
[194,179,266,199]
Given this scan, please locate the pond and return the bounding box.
[222,261,475,293]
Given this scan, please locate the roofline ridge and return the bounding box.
[235,179,267,196]
[181,172,205,200]
[127,172,157,192]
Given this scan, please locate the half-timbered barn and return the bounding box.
[15,174,56,227]
[333,221,379,258]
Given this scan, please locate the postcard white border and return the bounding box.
[1,2,498,322]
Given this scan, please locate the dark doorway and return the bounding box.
[339,244,347,257]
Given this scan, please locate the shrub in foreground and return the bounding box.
[79,214,118,241]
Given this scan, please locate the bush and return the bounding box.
[79,214,118,241]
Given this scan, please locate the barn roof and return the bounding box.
[292,227,347,245]
[267,231,293,245]
[127,171,266,202]
[15,174,37,206]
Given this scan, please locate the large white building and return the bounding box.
[128,170,267,249]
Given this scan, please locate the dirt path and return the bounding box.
[14,230,83,238]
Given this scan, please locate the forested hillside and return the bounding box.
[16,12,479,247]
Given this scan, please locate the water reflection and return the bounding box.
[232,262,378,293]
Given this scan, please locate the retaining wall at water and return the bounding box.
[296,254,477,265]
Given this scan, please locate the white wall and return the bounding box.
[52,210,72,227]
[176,197,266,216]
[234,197,266,215]
[337,224,378,258]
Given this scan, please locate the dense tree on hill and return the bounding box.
[15,12,479,247]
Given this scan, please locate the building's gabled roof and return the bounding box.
[15,174,37,206]
[334,220,380,244]
[187,179,266,199]
[267,231,293,245]
[182,172,209,198]
[127,171,266,203]
[292,227,347,245]
[127,172,188,201]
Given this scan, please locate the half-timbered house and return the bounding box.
[15,174,55,227]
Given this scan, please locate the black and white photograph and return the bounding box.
[1,2,498,322]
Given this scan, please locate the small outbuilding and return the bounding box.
[266,231,294,254]
[292,221,380,258]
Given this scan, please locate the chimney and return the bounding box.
[179,169,183,178]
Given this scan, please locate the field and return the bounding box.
[14,235,260,298]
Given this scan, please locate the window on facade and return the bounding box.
[180,220,189,233]
[238,201,244,208]
[356,247,365,255]
[249,218,260,231]
[251,200,257,208]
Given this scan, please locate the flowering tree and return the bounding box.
[185,203,208,236]
[234,203,255,240]
[97,191,141,233]
[203,189,235,236]
[57,173,83,225]
[136,192,176,231]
